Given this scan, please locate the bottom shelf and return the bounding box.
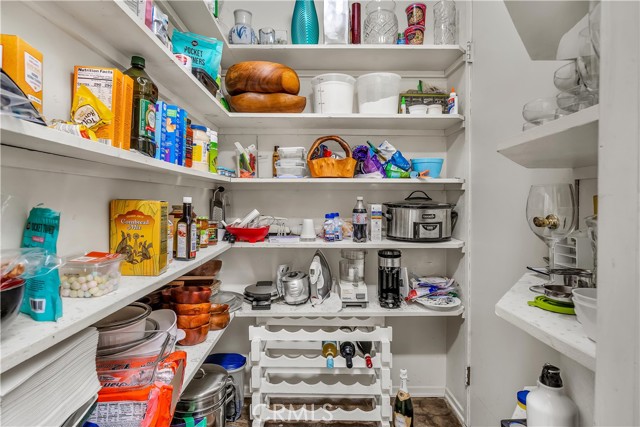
[495,273,596,371]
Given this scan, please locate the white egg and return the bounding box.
[88,281,97,289]
[60,275,68,282]
[84,291,92,298]
[62,281,71,289]
[80,284,88,292]
[70,290,78,298]
[61,289,70,297]
[89,287,99,295]
[78,276,86,284]
[71,282,81,290]
[95,276,103,284]
[95,290,104,297]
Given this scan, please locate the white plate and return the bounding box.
[414,296,462,310]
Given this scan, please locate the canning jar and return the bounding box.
[363,0,398,44]
[198,217,210,248]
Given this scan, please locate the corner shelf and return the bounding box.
[232,237,465,250]
[497,105,599,169]
[495,272,596,371]
[0,243,231,374]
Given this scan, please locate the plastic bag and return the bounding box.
[385,163,411,178]
[172,30,223,80]
[1,248,62,281]
[71,85,113,132]
[353,145,385,176]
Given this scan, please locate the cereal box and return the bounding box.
[110,200,168,276]
[1,35,43,113]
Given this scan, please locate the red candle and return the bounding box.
[351,3,361,44]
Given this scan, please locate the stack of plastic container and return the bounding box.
[274,146,308,178]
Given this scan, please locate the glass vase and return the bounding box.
[434,0,457,45]
[292,0,320,44]
[363,0,398,44]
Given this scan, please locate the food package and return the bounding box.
[154,102,180,163]
[0,35,43,113]
[175,108,188,166]
[73,66,132,148]
[110,200,168,276]
[49,121,97,141]
[20,206,63,321]
[71,85,114,135]
[353,145,385,176]
[369,203,383,242]
[171,30,223,80]
[324,0,349,44]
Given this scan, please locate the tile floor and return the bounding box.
[227,397,462,427]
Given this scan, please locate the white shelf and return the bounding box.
[166,0,465,73]
[229,177,465,189]
[0,243,231,374]
[234,292,464,318]
[495,272,596,371]
[0,117,229,185]
[180,314,234,387]
[497,105,599,169]
[232,237,465,250]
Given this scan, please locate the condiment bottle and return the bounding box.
[175,197,196,260]
[198,216,209,248]
[185,118,193,168]
[124,56,158,157]
[272,145,280,177]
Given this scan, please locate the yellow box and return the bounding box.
[110,199,168,276]
[121,75,134,150]
[73,66,127,147]
[0,35,43,113]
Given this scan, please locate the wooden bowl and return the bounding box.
[186,259,222,277]
[171,302,211,315]
[177,313,211,329]
[161,288,172,303]
[171,286,212,304]
[209,303,230,331]
[177,323,209,346]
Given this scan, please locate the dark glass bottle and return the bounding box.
[175,197,196,260]
[393,369,414,427]
[124,56,159,157]
[339,341,356,369]
[352,196,367,243]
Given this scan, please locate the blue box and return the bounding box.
[154,101,167,160]
[175,108,188,166]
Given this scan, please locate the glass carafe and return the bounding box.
[363,0,398,44]
[434,0,457,45]
[229,9,256,45]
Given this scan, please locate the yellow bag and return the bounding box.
[71,85,113,131]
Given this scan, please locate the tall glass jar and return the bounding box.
[434,0,457,45]
[363,0,398,44]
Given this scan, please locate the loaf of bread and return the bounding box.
[227,92,306,113]
[225,61,300,96]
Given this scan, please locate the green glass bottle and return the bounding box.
[124,56,158,157]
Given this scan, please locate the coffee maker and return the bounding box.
[378,249,402,309]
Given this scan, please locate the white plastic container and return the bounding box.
[572,288,597,341]
[527,364,578,427]
[277,146,306,160]
[311,73,356,114]
[356,72,401,114]
[275,159,308,178]
[60,252,123,298]
[408,104,428,115]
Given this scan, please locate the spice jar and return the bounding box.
[208,221,218,246]
[198,216,210,248]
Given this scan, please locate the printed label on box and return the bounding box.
[24,51,42,92]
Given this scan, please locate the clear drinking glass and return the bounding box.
[577,27,599,92]
[363,0,398,44]
[259,27,276,44]
[526,184,577,283]
[434,0,457,45]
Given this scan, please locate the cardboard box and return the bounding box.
[110,199,168,276]
[74,66,128,147]
[154,102,179,163]
[370,203,383,242]
[121,75,133,150]
[0,35,43,113]
[175,108,188,166]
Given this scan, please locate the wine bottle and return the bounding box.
[340,341,356,369]
[393,369,414,427]
[322,341,337,368]
[357,341,373,368]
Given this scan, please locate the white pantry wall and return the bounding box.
[469,2,593,426]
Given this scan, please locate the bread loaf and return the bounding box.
[228,92,306,113]
[225,61,300,96]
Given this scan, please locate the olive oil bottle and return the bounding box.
[393,369,414,427]
[175,197,197,260]
[124,56,158,157]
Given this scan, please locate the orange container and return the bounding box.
[0,35,43,113]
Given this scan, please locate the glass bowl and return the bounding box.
[557,86,599,113]
[522,98,561,123]
[553,61,580,92]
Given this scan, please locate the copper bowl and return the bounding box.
[178,323,209,346]
[177,313,211,329]
[171,286,212,304]
[171,302,211,315]
[209,303,230,331]
[161,288,172,303]
[186,259,222,277]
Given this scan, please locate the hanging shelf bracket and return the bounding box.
[465,41,473,63]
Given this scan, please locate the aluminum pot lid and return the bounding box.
[282,271,308,282]
[180,363,229,402]
[384,190,455,209]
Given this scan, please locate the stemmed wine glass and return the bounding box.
[526,184,577,283]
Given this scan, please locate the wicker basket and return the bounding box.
[307,136,357,178]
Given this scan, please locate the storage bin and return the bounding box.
[206,353,247,421]
[356,73,401,114]
[411,157,444,178]
[311,73,356,114]
[275,159,309,178]
[60,252,123,298]
[277,146,306,160]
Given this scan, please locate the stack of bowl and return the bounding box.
[572,288,597,342]
[171,286,212,346]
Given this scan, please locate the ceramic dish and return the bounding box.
[210,291,243,313]
[414,296,461,310]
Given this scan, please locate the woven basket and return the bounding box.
[307,136,357,178]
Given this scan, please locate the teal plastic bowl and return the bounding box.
[411,158,444,178]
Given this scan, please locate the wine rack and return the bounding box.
[248,317,393,427]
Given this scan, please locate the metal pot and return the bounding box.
[383,191,457,242]
[280,271,311,305]
[528,267,595,288]
[174,364,235,427]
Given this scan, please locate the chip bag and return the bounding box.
[71,85,113,131]
[171,30,223,80]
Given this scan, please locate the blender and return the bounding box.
[338,249,368,308]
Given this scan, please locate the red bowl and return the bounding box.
[225,226,270,243]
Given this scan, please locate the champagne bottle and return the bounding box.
[340,341,356,369]
[393,369,414,427]
[322,341,337,368]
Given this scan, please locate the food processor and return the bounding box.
[338,249,368,308]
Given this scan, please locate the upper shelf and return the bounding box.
[495,272,596,371]
[166,0,466,73]
[229,177,465,190]
[497,105,599,169]
[232,237,465,250]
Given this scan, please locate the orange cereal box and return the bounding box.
[110,200,168,276]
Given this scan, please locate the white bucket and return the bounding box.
[356,72,402,114]
[311,73,356,114]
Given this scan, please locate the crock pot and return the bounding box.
[383,191,457,242]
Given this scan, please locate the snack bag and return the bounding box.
[20,205,62,321]
[171,30,223,79]
[71,85,113,131]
